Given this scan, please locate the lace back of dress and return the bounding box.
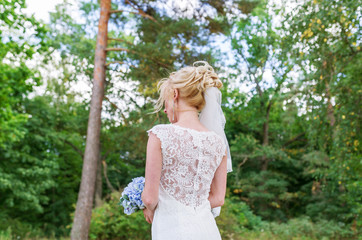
[148,124,226,209]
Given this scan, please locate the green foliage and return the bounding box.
[47,1,96,80]
[0,228,11,240]
[0,62,31,147]
[216,196,264,238]
[0,216,44,239]
[89,194,263,240]
[89,192,151,240]
[264,216,354,240]
[1,0,360,238]
[280,0,362,225]
[223,0,361,229]
[0,93,88,236]
[219,215,355,240]
[0,0,47,148]
[0,0,60,230]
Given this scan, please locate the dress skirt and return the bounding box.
[151,187,222,240]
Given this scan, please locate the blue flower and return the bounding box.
[119,176,145,215]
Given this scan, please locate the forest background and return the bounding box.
[0,0,361,239]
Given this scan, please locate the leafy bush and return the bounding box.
[89,192,151,240]
[264,216,354,240]
[90,193,262,240]
[216,197,355,240]
[216,196,265,239]
[0,228,11,240]
[0,218,44,239]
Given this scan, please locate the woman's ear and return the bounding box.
[173,89,179,100]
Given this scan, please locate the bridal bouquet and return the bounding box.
[119,176,145,215]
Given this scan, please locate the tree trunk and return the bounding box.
[70,0,110,239]
[261,101,272,171]
[94,152,103,207]
[325,77,335,127]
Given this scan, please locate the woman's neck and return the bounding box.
[175,110,199,125]
[172,99,207,129]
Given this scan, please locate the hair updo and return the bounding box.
[155,61,222,112]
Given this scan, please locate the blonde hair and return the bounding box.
[155,61,222,112]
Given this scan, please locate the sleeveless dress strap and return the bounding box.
[147,124,170,151]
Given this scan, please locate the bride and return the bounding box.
[141,61,231,239]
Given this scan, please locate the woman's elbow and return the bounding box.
[209,194,225,208]
[217,197,225,207]
[142,197,155,207]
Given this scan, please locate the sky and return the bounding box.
[23,0,273,77]
[24,0,65,22]
[22,0,304,118]
[24,0,148,122]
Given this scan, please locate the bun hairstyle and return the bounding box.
[155,61,222,112]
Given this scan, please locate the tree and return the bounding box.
[0,0,55,220]
[224,0,301,220]
[281,0,361,224]
[71,0,111,239]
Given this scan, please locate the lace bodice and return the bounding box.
[147,124,226,209]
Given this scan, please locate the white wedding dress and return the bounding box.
[147,124,226,240]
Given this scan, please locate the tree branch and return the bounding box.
[64,139,84,158]
[103,96,129,125]
[109,10,124,13]
[105,48,170,68]
[235,46,263,98]
[282,132,306,147]
[105,61,124,67]
[107,37,133,45]
[104,96,120,109]
[111,1,159,24]
[105,47,131,52]
[102,160,116,192]
[338,21,356,55]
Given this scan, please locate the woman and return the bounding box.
[141,61,229,239]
